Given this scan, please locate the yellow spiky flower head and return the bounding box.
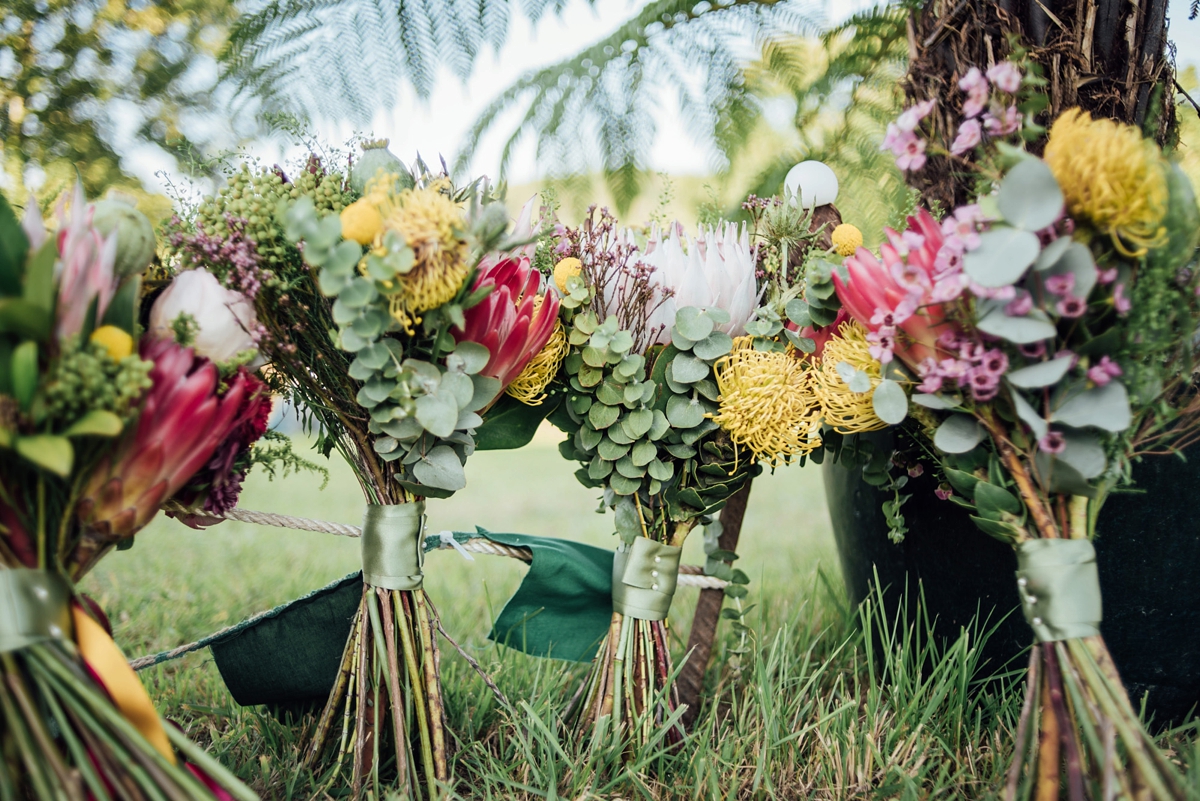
[1044,108,1168,257]
[360,175,470,329]
[710,337,822,466]
[506,314,568,405]
[831,224,863,257]
[812,320,887,433]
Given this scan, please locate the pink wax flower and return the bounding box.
[1039,431,1067,454]
[950,119,983,155]
[984,105,1022,136]
[986,61,1023,93]
[959,67,990,118]
[1113,283,1131,314]
[896,98,937,132]
[1044,273,1076,297]
[1087,356,1123,386]
[1056,296,1087,318]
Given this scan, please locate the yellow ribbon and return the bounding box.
[72,606,177,765]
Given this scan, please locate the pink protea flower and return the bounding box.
[72,338,257,573]
[56,183,118,340]
[454,257,560,401]
[833,209,958,369]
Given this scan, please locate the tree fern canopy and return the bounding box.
[223,0,582,119]
[453,0,824,210]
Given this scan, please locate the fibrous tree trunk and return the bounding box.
[905,0,1176,210]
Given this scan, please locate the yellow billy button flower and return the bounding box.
[340,198,384,246]
[811,320,887,433]
[831,224,863,257]
[553,257,582,294]
[90,326,134,361]
[710,337,822,467]
[1044,108,1168,257]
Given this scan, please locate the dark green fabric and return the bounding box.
[210,573,363,706]
[210,529,619,706]
[1016,538,1102,643]
[0,569,72,653]
[483,528,615,663]
[361,502,425,590]
[611,538,681,621]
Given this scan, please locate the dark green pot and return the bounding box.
[824,432,1200,725]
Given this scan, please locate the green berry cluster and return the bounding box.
[43,340,153,427]
[178,164,353,270]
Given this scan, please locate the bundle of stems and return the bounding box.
[568,504,695,752]
[303,581,447,797]
[0,641,255,801]
[980,418,1187,801]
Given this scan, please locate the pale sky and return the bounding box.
[134,0,1200,194]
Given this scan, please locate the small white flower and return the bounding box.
[149,269,258,363]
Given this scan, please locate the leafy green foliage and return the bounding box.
[1,0,243,196]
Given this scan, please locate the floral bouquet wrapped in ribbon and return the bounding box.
[815,66,1200,797]
[0,188,270,799]
[537,207,803,749]
[166,142,559,795]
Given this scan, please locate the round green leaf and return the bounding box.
[998,158,1064,232]
[871,379,908,425]
[671,354,709,384]
[933,414,984,454]
[412,445,467,491]
[674,307,714,342]
[588,402,620,430]
[622,408,654,439]
[666,394,706,428]
[692,331,734,361]
[631,439,657,466]
[963,227,1041,288]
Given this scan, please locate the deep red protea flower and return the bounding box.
[169,369,273,519]
[71,338,254,574]
[454,257,560,398]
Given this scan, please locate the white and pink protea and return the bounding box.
[55,183,119,341]
[633,221,759,343]
[833,208,957,368]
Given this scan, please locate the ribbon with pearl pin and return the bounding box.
[611,537,683,621]
[1015,538,1103,642]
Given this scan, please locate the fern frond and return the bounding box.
[456,0,820,212]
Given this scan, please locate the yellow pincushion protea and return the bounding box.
[831,224,863,257]
[812,320,887,434]
[506,314,568,405]
[1044,108,1168,257]
[360,175,471,329]
[710,337,822,467]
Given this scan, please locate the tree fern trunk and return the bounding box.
[904,0,1175,209]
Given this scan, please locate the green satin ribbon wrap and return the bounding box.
[361,502,426,591]
[611,538,682,621]
[1016,538,1102,643]
[0,568,73,654]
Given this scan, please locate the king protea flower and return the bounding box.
[454,257,560,403]
[832,209,954,369]
[634,221,759,343]
[56,183,119,341]
[71,337,261,575]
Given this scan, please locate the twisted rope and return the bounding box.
[129,507,727,670]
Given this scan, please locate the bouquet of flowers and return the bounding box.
[816,62,1200,797]
[0,188,266,799]
[165,141,559,796]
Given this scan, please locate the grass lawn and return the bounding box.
[81,431,1198,799]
